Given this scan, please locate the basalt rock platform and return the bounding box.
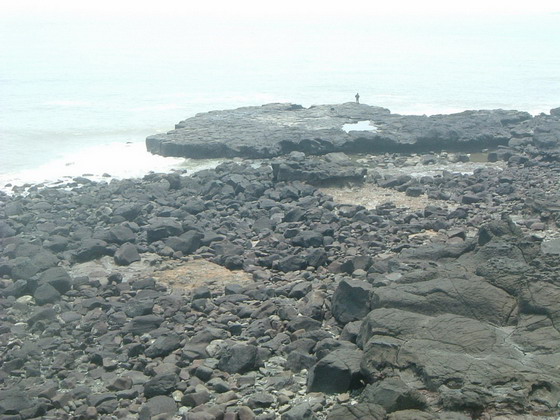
[146,103,560,159]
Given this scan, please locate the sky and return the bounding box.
[2,0,560,18]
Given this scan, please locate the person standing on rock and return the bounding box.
[355,92,360,104]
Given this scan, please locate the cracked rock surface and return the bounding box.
[146,102,560,159]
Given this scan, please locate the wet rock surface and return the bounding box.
[2,134,560,418]
[146,102,560,159]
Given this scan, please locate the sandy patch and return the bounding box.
[67,254,253,293]
[152,259,253,292]
[320,184,455,211]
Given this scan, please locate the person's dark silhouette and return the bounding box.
[355,93,360,104]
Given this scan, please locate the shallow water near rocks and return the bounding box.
[341,120,378,133]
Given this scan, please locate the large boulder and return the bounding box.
[114,242,141,266]
[38,267,73,294]
[74,239,111,262]
[331,278,373,324]
[359,377,426,413]
[370,273,517,326]
[165,230,203,255]
[218,344,262,374]
[306,348,363,394]
[357,308,560,414]
[146,218,183,243]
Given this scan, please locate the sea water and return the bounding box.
[1,13,559,190]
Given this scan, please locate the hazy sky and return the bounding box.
[4,0,560,18]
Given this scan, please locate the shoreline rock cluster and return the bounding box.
[2,105,560,419]
[146,103,560,160]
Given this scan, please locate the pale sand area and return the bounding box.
[320,184,457,211]
[68,254,253,292]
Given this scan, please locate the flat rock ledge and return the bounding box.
[146,103,560,159]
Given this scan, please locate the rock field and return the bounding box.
[2,106,560,419]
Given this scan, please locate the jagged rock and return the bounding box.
[359,377,426,413]
[146,218,183,243]
[218,344,261,374]
[139,395,177,419]
[145,334,182,358]
[33,283,61,305]
[331,278,373,324]
[307,348,363,394]
[38,266,73,294]
[143,373,177,398]
[114,242,141,266]
[74,239,111,262]
[370,272,517,326]
[358,308,560,412]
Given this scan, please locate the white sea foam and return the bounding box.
[0,142,223,194]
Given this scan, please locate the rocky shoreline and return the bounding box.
[146,103,560,160]
[2,105,560,419]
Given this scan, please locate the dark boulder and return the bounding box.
[139,395,177,419]
[306,348,364,394]
[146,218,183,243]
[331,278,373,324]
[114,242,141,266]
[74,239,111,262]
[33,283,61,305]
[359,377,426,413]
[127,315,163,335]
[165,230,203,255]
[218,344,261,374]
[145,334,182,358]
[38,267,72,294]
[143,373,177,398]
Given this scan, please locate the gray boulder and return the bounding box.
[359,377,426,413]
[74,239,111,262]
[331,278,373,324]
[165,230,203,255]
[218,344,261,374]
[370,272,517,326]
[143,373,177,398]
[33,283,61,305]
[38,267,72,294]
[114,242,141,266]
[146,218,183,243]
[145,334,182,358]
[357,308,560,413]
[306,348,363,394]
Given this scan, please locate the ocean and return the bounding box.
[1,13,559,190]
